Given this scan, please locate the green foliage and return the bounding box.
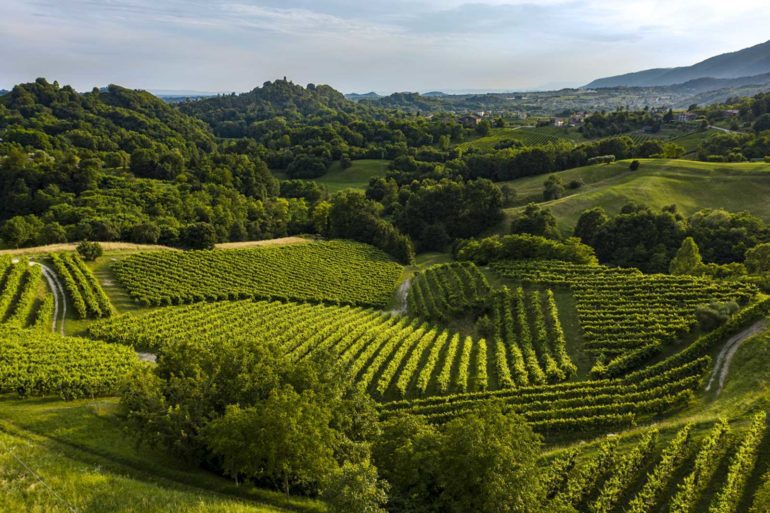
[456,234,597,265]
[322,460,389,513]
[573,207,608,246]
[203,388,339,494]
[592,204,686,273]
[374,404,543,513]
[695,301,740,331]
[511,203,560,239]
[180,222,218,250]
[543,175,566,201]
[77,240,103,261]
[745,242,770,273]
[392,178,504,251]
[669,237,703,275]
[329,191,414,264]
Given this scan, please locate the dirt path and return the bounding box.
[705,318,768,396]
[391,278,411,315]
[31,262,66,335]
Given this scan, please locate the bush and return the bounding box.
[456,234,598,266]
[695,301,739,331]
[629,160,640,171]
[77,241,103,261]
[567,179,583,190]
[764,156,770,163]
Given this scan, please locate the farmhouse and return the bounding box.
[459,113,482,127]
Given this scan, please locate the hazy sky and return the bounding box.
[2,0,770,93]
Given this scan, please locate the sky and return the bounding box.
[2,0,770,94]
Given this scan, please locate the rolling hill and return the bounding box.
[502,159,770,233]
[585,39,770,88]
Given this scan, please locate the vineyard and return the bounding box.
[407,262,490,321]
[50,252,113,319]
[2,240,770,511]
[490,261,757,377]
[0,326,137,399]
[0,256,52,329]
[111,240,403,308]
[90,299,511,400]
[540,413,768,513]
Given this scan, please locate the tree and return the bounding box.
[669,237,703,275]
[511,204,560,239]
[180,222,217,250]
[500,184,517,207]
[77,240,103,261]
[753,113,770,133]
[435,403,543,513]
[745,243,770,274]
[130,222,161,244]
[323,460,389,513]
[0,215,43,248]
[573,207,608,245]
[475,120,492,136]
[204,387,339,495]
[543,175,565,201]
[39,222,68,245]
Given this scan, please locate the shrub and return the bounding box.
[77,240,103,261]
[567,179,583,190]
[629,160,640,171]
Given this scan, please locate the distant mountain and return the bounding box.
[422,91,447,97]
[585,40,770,88]
[345,92,382,101]
[0,89,8,96]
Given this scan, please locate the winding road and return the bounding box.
[705,318,768,397]
[30,261,66,335]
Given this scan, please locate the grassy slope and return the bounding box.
[0,397,324,513]
[502,159,770,233]
[273,160,389,193]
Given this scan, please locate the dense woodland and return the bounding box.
[2,78,770,268]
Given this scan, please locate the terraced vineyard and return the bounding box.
[112,240,403,308]
[91,298,529,400]
[51,252,113,319]
[380,289,770,432]
[0,256,53,329]
[543,413,768,513]
[491,260,757,377]
[407,261,490,321]
[0,326,137,398]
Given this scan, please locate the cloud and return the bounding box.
[1,0,770,93]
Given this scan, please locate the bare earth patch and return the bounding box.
[0,237,312,255]
[215,236,312,249]
[0,242,179,255]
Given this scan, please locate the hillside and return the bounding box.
[502,159,770,233]
[586,39,770,88]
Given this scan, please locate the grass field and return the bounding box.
[458,126,580,151]
[502,159,770,234]
[273,160,390,193]
[0,397,324,513]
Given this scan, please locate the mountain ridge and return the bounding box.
[585,39,770,88]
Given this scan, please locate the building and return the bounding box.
[677,112,698,122]
[459,113,482,128]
